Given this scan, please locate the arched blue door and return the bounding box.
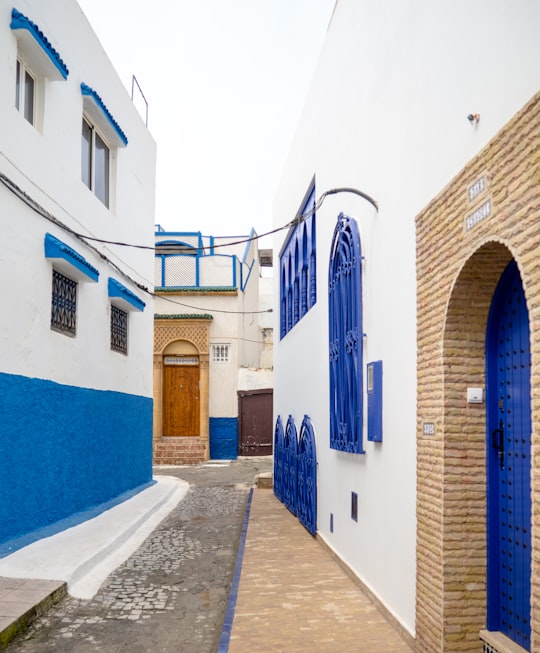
[486,260,531,650]
[273,416,284,503]
[297,416,317,535]
[282,416,298,516]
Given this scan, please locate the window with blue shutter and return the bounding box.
[279,183,316,338]
[329,214,364,453]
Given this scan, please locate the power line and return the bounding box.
[1,170,377,317]
[2,171,377,255]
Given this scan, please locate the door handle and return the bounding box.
[492,419,504,470]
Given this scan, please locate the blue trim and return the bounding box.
[232,257,237,288]
[155,240,198,253]
[44,233,99,282]
[367,360,383,442]
[240,258,255,292]
[108,277,145,311]
[160,255,165,286]
[217,487,253,652]
[11,9,69,79]
[81,83,128,146]
[0,373,153,551]
[241,228,256,263]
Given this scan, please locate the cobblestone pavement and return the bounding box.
[5,457,272,653]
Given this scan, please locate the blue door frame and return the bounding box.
[486,260,531,650]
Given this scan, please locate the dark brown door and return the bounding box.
[163,364,199,436]
[238,389,273,456]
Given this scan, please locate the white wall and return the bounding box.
[273,0,540,634]
[1,0,156,397]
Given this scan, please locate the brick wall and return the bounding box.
[416,92,540,651]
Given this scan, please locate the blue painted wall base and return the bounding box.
[0,372,153,552]
[209,417,238,459]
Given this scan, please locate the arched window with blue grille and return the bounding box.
[328,213,364,453]
[279,182,316,338]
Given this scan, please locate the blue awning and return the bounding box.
[11,9,69,81]
[108,278,145,312]
[81,83,128,147]
[44,233,99,282]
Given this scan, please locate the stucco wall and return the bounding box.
[273,0,540,635]
[416,93,540,652]
[0,0,156,551]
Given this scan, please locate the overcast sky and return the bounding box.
[77,0,335,240]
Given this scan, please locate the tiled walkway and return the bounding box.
[225,489,414,653]
[0,578,66,647]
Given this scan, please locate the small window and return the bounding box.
[110,305,128,354]
[212,343,230,363]
[82,117,110,207]
[51,269,77,336]
[15,58,35,125]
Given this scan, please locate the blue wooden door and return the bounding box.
[486,261,531,650]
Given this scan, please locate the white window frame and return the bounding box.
[15,57,37,126]
[211,343,231,363]
[82,116,111,208]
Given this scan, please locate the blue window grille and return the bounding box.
[329,214,364,453]
[279,183,316,338]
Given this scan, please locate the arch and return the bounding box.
[436,241,514,645]
[163,339,199,356]
[153,319,211,448]
[297,415,317,535]
[155,239,198,255]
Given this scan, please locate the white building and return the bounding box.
[0,0,156,554]
[273,1,540,650]
[153,229,273,464]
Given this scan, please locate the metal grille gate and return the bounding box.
[274,414,317,534]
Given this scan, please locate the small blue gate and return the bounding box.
[297,416,317,535]
[273,414,317,535]
[282,415,298,515]
[273,416,284,502]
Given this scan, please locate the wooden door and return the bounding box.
[238,389,273,455]
[163,364,200,436]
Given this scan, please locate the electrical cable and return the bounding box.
[2,171,377,254]
[155,293,273,315]
[1,170,377,317]
[0,171,273,315]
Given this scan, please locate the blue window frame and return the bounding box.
[279,183,316,338]
[329,214,364,453]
